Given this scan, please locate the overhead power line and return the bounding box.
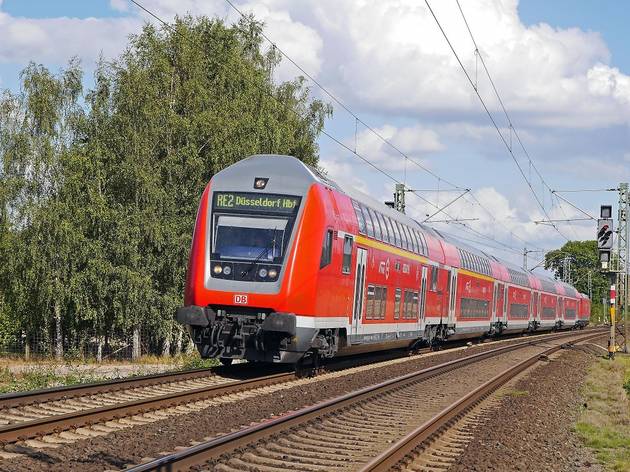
[222,0,465,191]
[130,0,544,256]
[219,0,548,251]
[422,0,570,241]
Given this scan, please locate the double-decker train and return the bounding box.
[177,154,590,364]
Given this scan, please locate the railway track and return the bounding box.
[0,329,595,453]
[124,329,605,472]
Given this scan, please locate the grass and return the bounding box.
[0,366,107,394]
[504,388,529,397]
[0,351,220,394]
[575,355,630,471]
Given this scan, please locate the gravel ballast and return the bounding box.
[450,342,605,472]
[0,333,602,471]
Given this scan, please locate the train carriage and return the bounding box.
[177,155,590,364]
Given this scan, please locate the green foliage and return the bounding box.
[0,366,106,393]
[180,354,221,370]
[576,357,630,471]
[0,15,330,356]
[545,240,608,307]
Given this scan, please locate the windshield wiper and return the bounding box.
[241,228,277,277]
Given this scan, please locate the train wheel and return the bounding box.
[219,358,233,367]
[295,350,320,378]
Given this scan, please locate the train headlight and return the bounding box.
[213,265,223,274]
[258,268,268,278]
[223,265,232,276]
[268,268,278,278]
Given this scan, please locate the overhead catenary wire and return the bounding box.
[129,0,545,259]
[128,0,459,218]
[428,0,569,242]
[220,0,555,253]
[220,0,466,192]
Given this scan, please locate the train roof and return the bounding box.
[225,155,580,297]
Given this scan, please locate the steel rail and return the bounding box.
[0,371,294,445]
[0,365,252,409]
[359,331,605,471]
[124,329,603,472]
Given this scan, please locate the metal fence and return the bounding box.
[0,326,195,361]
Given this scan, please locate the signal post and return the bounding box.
[608,284,616,359]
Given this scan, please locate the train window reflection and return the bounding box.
[214,216,286,261]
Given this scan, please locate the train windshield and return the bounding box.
[213,215,287,261]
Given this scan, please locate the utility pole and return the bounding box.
[523,247,528,271]
[609,284,616,359]
[562,256,571,284]
[394,183,406,214]
[587,270,592,300]
[523,247,543,271]
[617,182,628,352]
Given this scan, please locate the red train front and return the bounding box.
[178,154,356,363]
[177,154,590,365]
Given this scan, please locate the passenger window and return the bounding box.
[403,225,411,251]
[402,225,411,251]
[394,288,401,319]
[342,235,352,274]
[420,231,427,255]
[379,287,387,319]
[431,266,438,291]
[397,222,407,249]
[370,209,383,241]
[320,229,333,268]
[363,205,375,238]
[392,220,401,247]
[411,230,419,253]
[366,285,375,319]
[377,213,390,242]
[404,290,413,320]
[411,230,420,254]
[352,200,366,235]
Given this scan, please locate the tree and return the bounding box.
[544,240,609,319]
[0,14,331,359]
[0,61,86,358]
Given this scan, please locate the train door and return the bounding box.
[532,292,539,322]
[495,283,505,322]
[503,285,509,323]
[351,247,368,336]
[418,266,428,331]
[492,282,498,324]
[447,269,458,325]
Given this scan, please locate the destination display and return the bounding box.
[213,192,301,214]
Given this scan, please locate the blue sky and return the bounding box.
[1,0,628,270]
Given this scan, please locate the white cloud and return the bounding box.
[319,153,370,194]
[261,0,630,128]
[4,0,630,130]
[0,11,140,66]
[351,123,444,172]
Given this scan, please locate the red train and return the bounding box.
[177,155,590,364]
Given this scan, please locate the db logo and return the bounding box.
[234,294,249,305]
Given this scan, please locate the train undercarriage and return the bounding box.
[178,305,588,366]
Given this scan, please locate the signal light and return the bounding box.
[258,268,268,278]
[223,265,232,276]
[268,268,278,278]
[597,219,613,250]
[213,265,223,274]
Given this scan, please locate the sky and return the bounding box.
[0,0,628,272]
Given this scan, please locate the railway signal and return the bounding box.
[598,205,613,271]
